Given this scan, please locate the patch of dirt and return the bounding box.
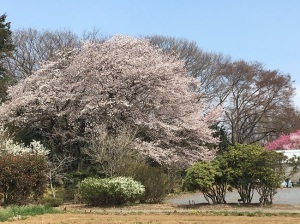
[4,213,300,224]
[4,203,300,224]
[60,202,300,214]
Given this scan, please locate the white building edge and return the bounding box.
[276,150,300,183]
[276,149,300,159]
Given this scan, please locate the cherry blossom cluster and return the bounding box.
[265,130,300,150]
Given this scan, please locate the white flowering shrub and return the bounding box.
[0,139,49,156]
[79,177,145,206]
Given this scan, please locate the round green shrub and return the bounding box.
[129,164,168,203]
[43,197,64,207]
[79,177,145,206]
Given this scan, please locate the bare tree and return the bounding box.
[263,106,300,143]
[148,36,297,145]
[219,61,295,144]
[148,35,231,104]
[3,28,106,80]
[82,27,107,43]
[3,28,80,79]
[82,126,139,177]
[47,154,74,198]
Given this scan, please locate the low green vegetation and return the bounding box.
[184,157,228,204]
[79,177,145,206]
[0,205,58,222]
[125,162,169,203]
[184,144,287,205]
[224,144,287,205]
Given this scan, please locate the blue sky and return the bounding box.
[2,0,300,107]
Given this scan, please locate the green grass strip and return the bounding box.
[0,205,59,222]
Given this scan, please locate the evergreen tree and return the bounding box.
[0,14,15,102]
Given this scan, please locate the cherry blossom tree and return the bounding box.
[265,130,300,150]
[0,35,222,167]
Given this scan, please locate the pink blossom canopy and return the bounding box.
[0,35,222,166]
[265,130,300,150]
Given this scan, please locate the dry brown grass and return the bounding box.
[3,203,300,224]
[2,213,300,224]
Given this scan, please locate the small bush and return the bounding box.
[0,153,48,205]
[0,139,48,205]
[40,188,64,207]
[128,164,168,203]
[79,177,145,206]
[43,197,64,207]
[62,185,77,202]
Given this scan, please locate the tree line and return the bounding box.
[1,23,299,149]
